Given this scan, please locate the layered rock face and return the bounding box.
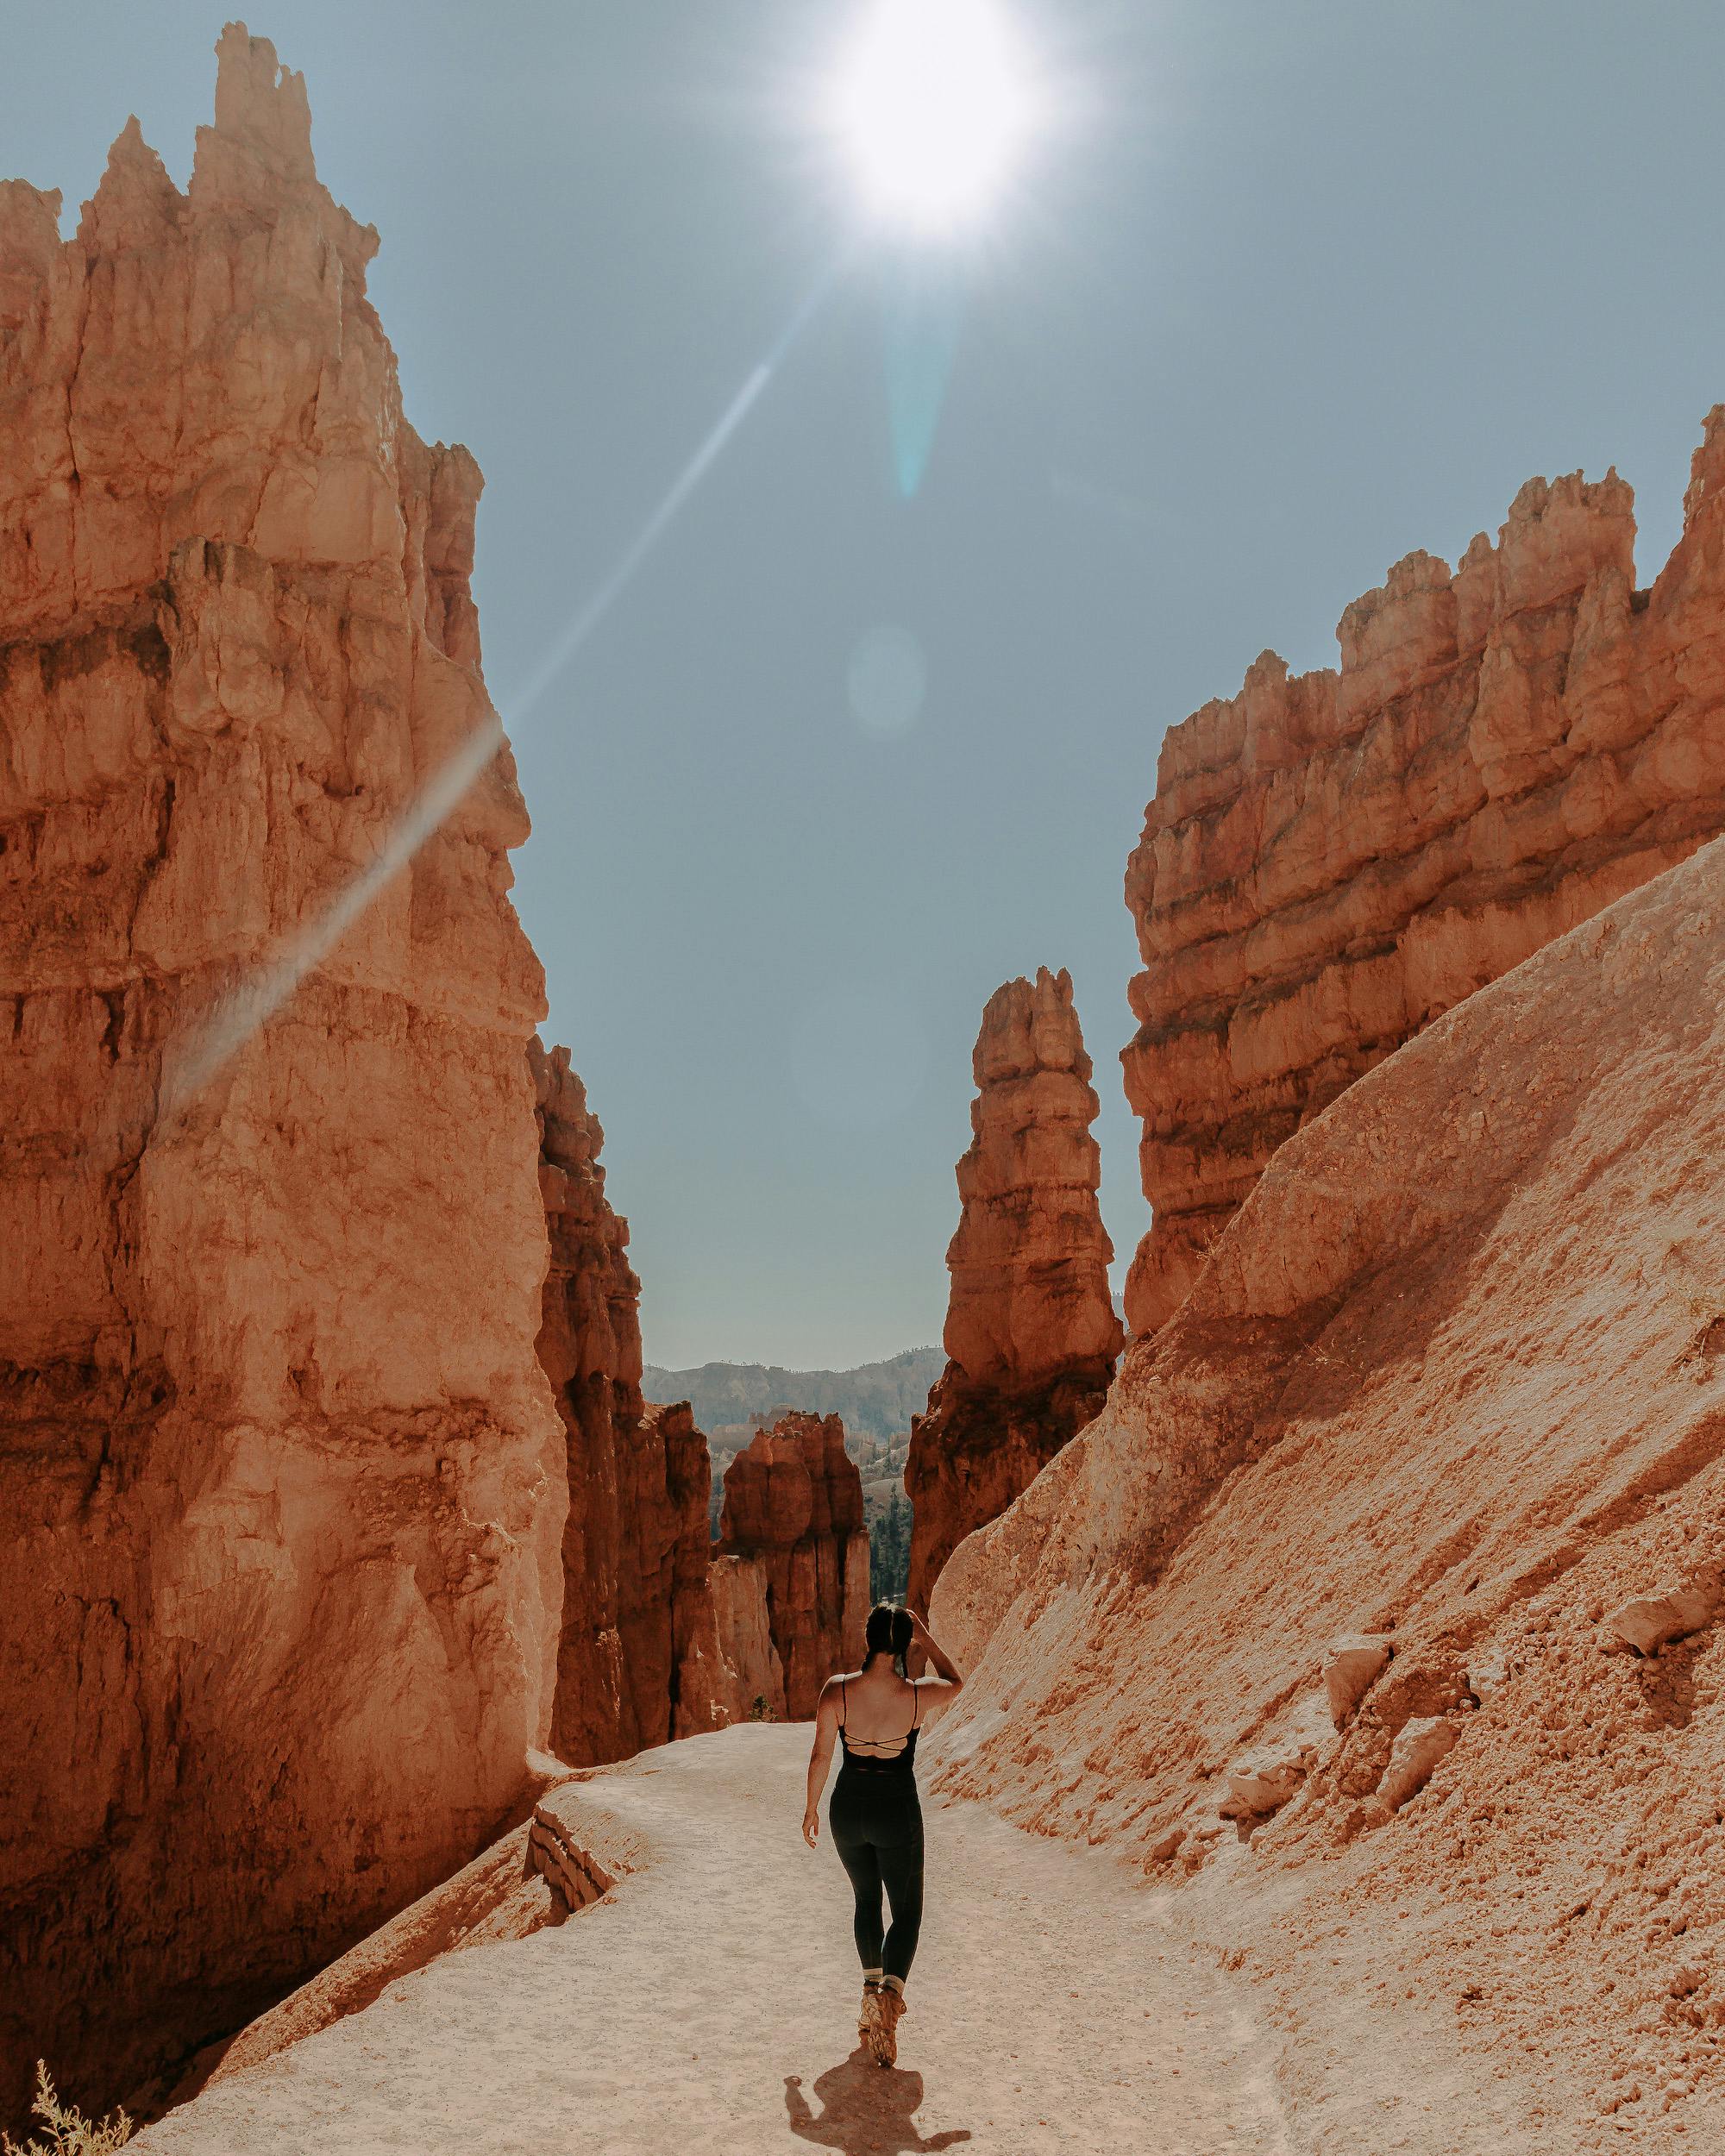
[904,968,1123,1606]
[718,1413,869,1718]
[532,1029,833,1746]
[1122,416,1725,1332]
[532,1040,718,1763]
[927,838,1725,2130]
[0,28,560,2124]
[686,1553,789,1726]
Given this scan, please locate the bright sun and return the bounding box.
[830,0,1040,235]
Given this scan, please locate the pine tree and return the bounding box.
[869,1491,911,1601]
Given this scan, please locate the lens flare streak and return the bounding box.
[166,268,840,1115]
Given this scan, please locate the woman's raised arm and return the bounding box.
[909,1608,964,1698]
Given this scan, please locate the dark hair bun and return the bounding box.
[865,1601,913,1663]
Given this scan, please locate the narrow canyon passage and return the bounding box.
[131,1727,1289,2156]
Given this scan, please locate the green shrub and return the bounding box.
[3,2065,132,2155]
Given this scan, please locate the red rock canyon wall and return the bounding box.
[904,968,1123,1605]
[531,1040,723,1764]
[0,28,561,2122]
[1122,413,1725,1332]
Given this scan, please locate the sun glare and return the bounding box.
[830,0,1040,235]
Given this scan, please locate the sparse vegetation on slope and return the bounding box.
[3,2066,130,2156]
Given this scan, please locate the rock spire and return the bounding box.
[904,968,1124,1606]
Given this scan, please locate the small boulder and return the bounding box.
[1323,1633,1393,1727]
[1224,1756,1305,1816]
[1469,1652,1509,1704]
[1378,1715,1458,1811]
[1604,1577,1720,1658]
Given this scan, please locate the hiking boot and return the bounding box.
[858,1981,883,2046]
[871,1986,906,2066]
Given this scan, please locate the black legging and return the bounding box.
[829,1766,925,1984]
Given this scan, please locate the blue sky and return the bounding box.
[8,2,1723,1365]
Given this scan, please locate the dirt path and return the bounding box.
[134,1725,1292,2155]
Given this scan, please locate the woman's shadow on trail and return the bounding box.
[785,2051,972,2155]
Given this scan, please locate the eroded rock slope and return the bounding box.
[929,838,1725,2140]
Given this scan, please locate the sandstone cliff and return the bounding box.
[0,28,560,2125]
[928,837,1725,2136]
[718,1413,869,1718]
[679,1552,789,1727]
[1122,416,1725,1332]
[904,968,1123,1606]
[532,1041,720,1763]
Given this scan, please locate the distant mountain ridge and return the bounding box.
[642,1346,944,1440]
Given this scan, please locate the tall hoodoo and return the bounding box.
[718,1412,870,1719]
[0,27,561,2123]
[904,968,1124,1606]
[531,1040,718,1764]
[1121,417,1725,1333]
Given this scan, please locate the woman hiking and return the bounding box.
[801,1602,965,2065]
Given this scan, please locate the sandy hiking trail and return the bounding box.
[133,1725,1292,2154]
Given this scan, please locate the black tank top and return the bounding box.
[837,1677,922,1776]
